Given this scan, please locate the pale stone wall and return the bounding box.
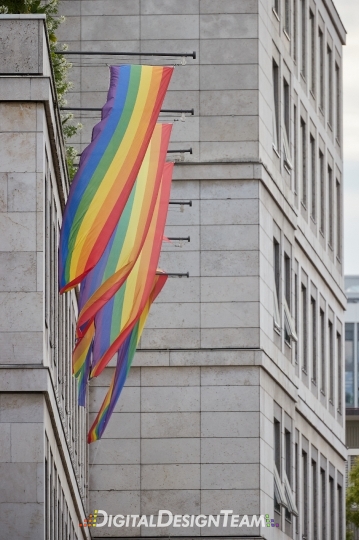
[55,2,347,539]
[0,15,89,540]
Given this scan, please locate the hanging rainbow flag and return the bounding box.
[59,64,173,293]
[76,123,172,336]
[72,162,174,379]
[87,273,168,443]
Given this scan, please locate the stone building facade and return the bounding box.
[0,0,347,539]
[0,15,89,540]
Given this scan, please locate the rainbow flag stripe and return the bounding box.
[59,64,173,293]
[77,123,172,336]
[72,162,173,377]
[91,162,173,378]
[88,274,168,443]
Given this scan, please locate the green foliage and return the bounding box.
[347,457,359,539]
[0,0,81,180]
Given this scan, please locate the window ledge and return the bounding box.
[335,136,341,147]
[319,106,325,116]
[302,367,308,375]
[301,201,307,211]
[310,89,316,100]
[320,389,326,396]
[328,243,334,252]
[300,72,307,83]
[283,29,291,41]
[274,325,281,336]
[272,7,280,21]
[273,144,281,158]
[327,122,333,132]
[310,215,317,225]
[336,255,342,264]
[319,229,325,239]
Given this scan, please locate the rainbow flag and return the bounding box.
[88,273,168,443]
[77,123,172,336]
[59,64,173,293]
[72,162,174,378]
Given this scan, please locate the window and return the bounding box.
[310,135,316,219]
[283,78,292,171]
[283,429,299,521]
[328,320,334,404]
[300,118,307,206]
[345,323,354,406]
[320,308,325,394]
[310,9,316,94]
[294,104,298,193]
[312,459,318,540]
[329,476,335,539]
[319,29,325,111]
[302,283,308,372]
[336,62,341,142]
[337,332,342,413]
[294,265,299,363]
[293,0,298,61]
[327,45,333,127]
[273,238,281,329]
[302,449,308,537]
[274,0,279,17]
[321,468,326,540]
[301,0,306,78]
[319,150,325,234]
[273,60,280,151]
[328,165,333,248]
[336,178,341,259]
[295,436,300,534]
[311,296,317,383]
[274,418,281,473]
[284,0,290,35]
[337,483,343,540]
[283,253,297,344]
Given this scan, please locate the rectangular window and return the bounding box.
[302,283,307,372]
[320,308,325,394]
[328,45,333,127]
[293,0,298,62]
[295,268,299,363]
[302,450,308,537]
[319,150,325,234]
[294,104,298,193]
[310,10,315,94]
[274,0,279,16]
[337,484,343,540]
[321,468,326,540]
[295,442,299,526]
[336,178,341,259]
[283,79,292,171]
[336,62,341,142]
[284,0,291,35]
[273,60,280,151]
[284,253,291,343]
[300,118,307,206]
[312,459,318,540]
[285,428,292,522]
[274,419,281,473]
[311,296,317,383]
[337,332,342,413]
[329,320,334,403]
[345,323,355,406]
[328,166,333,247]
[310,135,316,219]
[274,417,281,513]
[273,238,281,329]
[319,29,325,110]
[301,0,306,77]
[329,476,335,539]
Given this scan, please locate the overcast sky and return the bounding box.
[338,0,359,274]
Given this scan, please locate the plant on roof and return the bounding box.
[0,0,81,180]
